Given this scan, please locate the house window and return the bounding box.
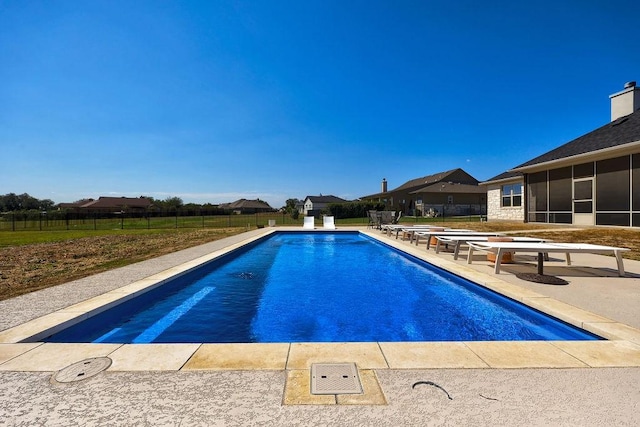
[447,195,453,204]
[501,184,522,207]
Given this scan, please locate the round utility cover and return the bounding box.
[54,357,112,383]
[515,273,569,285]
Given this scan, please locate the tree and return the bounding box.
[0,193,20,211]
[284,198,301,212]
[284,198,301,219]
[163,196,184,210]
[0,193,56,212]
[18,193,39,210]
[39,199,55,211]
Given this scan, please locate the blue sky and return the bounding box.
[1,1,639,209]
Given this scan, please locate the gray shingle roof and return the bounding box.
[222,199,272,209]
[481,171,523,184]
[81,197,152,209]
[410,182,486,194]
[512,110,640,170]
[361,168,479,199]
[392,168,468,192]
[305,195,348,204]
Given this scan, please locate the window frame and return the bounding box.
[501,183,522,208]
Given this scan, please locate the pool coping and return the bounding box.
[1,227,639,373]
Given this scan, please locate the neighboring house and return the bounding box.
[500,81,640,228]
[481,171,525,222]
[219,199,273,214]
[303,195,348,217]
[59,196,153,213]
[361,168,486,216]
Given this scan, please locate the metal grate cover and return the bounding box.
[311,363,363,395]
[53,357,112,383]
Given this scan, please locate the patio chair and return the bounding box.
[380,211,394,225]
[303,216,315,229]
[369,211,383,229]
[367,210,378,229]
[434,235,548,260]
[323,216,336,230]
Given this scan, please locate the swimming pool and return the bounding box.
[43,231,599,343]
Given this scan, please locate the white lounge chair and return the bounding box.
[413,230,501,248]
[434,235,549,260]
[303,216,315,229]
[466,241,629,276]
[384,224,439,238]
[323,216,336,230]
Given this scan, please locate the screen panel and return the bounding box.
[549,213,572,224]
[574,180,592,200]
[574,162,594,179]
[596,213,630,227]
[527,171,547,212]
[596,156,630,211]
[633,154,640,211]
[549,167,572,211]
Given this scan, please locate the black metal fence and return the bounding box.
[0,204,487,232]
[0,210,307,231]
[417,203,486,218]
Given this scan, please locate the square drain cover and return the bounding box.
[311,363,363,395]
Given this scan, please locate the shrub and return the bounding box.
[326,202,386,219]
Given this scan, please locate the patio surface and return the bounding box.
[1,227,639,425]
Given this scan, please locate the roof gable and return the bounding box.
[391,168,479,192]
[225,199,272,209]
[481,171,523,185]
[360,168,480,199]
[81,197,152,209]
[304,195,348,204]
[410,182,486,195]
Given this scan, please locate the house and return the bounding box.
[59,196,153,213]
[488,81,640,227]
[302,195,348,217]
[219,199,273,214]
[361,168,486,217]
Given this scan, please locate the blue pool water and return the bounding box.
[44,232,599,343]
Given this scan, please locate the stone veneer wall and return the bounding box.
[486,183,524,221]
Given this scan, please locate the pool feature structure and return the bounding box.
[43,231,600,343]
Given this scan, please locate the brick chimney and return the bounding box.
[381,178,387,193]
[610,81,639,121]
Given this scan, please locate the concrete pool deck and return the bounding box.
[1,227,639,425]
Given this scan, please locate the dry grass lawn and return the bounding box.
[0,228,245,301]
